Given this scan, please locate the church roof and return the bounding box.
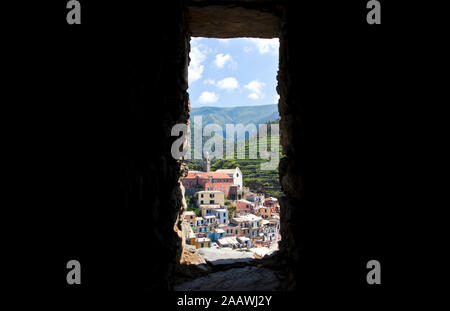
[185,171,231,179]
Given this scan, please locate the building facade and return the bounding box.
[182,171,234,197]
[216,167,243,190]
[246,192,265,207]
[195,237,211,249]
[214,208,228,225]
[184,211,195,225]
[208,228,226,242]
[196,190,225,206]
[236,199,254,213]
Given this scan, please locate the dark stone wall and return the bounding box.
[114,1,192,290]
[41,1,191,290]
[29,0,396,293]
[277,5,303,289]
[187,0,281,38]
[118,2,191,290]
[9,0,423,302]
[117,3,191,289]
[33,0,341,292]
[276,1,401,293]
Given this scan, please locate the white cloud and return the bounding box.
[217,77,239,91]
[244,80,266,99]
[188,45,206,83]
[274,94,280,104]
[190,37,203,45]
[246,38,279,54]
[203,79,215,85]
[218,39,231,44]
[198,91,219,104]
[214,53,232,68]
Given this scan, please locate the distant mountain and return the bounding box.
[189,104,279,139]
[186,105,281,197]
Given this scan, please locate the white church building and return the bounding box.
[216,167,243,190]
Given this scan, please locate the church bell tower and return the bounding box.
[203,151,210,172]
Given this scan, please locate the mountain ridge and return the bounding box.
[190,104,279,129]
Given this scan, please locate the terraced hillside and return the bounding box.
[185,119,282,198]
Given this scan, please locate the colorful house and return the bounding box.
[221,224,238,237]
[208,228,226,242]
[196,190,225,206]
[182,171,234,197]
[199,204,221,217]
[184,211,196,225]
[195,237,211,249]
[246,192,265,207]
[225,223,250,237]
[236,199,254,213]
[203,215,217,226]
[259,206,272,219]
[264,197,280,213]
[213,208,229,225]
[193,217,208,234]
[217,236,241,248]
[215,167,243,190]
[237,236,252,248]
[195,217,204,227]
[231,214,263,238]
[187,230,196,246]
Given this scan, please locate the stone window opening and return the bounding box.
[175,1,290,291]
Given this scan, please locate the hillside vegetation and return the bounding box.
[185,117,282,198]
[189,104,279,139]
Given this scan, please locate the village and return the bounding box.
[181,153,281,255]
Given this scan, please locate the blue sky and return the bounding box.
[188,37,280,108]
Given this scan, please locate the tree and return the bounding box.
[186,207,201,217]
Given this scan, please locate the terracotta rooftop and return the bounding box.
[185,171,232,179]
